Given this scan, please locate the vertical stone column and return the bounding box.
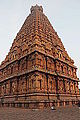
[74,82,76,94]
[26,75,27,93]
[69,81,71,93]
[56,77,59,93]
[10,80,12,95]
[63,101,65,107]
[69,101,72,106]
[57,78,60,93]
[44,74,47,93]
[63,79,66,93]
[27,77,29,93]
[57,101,60,107]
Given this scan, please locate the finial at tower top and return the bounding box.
[30,4,43,13]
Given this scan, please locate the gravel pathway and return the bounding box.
[0,106,80,120]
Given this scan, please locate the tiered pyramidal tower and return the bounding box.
[0,5,80,108]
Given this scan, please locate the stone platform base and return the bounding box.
[0,93,80,109]
[0,100,79,109]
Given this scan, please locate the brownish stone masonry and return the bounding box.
[0,5,80,109]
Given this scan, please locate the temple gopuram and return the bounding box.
[0,5,80,109]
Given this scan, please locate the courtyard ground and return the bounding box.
[0,106,80,120]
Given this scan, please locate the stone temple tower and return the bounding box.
[0,5,80,108]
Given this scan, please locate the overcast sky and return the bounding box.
[0,0,80,87]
